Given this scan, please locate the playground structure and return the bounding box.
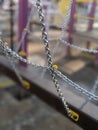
[30,0,98,59]
[0,0,98,130]
[66,0,98,57]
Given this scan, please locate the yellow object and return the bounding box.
[56,38,59,42]
[52,64,59,70]
[58,0,70,16]
[70,109,79,122]
[0,80,14,88]
[76,0,96,3]
[4,41,9,46]
[55,0,71,23]
[23,80,30,90]
[74,14,98,21]
[55,0,98,23]
[81,52,95,60]
[19,51,27,56]
[23,28,27,32]
[76,0,98,4]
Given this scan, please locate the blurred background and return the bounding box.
[0,0,98,130]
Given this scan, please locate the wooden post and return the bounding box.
[67,0,76,57]
[18,0,28,66]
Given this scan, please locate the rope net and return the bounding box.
[0,0,98,121]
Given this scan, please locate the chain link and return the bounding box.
[60,0,73,39]
[36,0,71,117]
[53,69,98,101]
[0,39,98,101]
[0,40,45,69]
[59,0,98,54]
[60,38,98,54]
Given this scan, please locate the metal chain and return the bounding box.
[36,0,71,117]
[48,0,72,58]
[0,0,98,119]
[60,0,73,39]
[1,40,98,101]
[59,0,98,54]
[0,40,45,69]
[60,38,98,54]
[53,69,98,101]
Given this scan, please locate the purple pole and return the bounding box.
[67,0,76,57]
[86,0,96,49]
[43,0,50,33]
[18,0,28,67]
[88,0,96,31]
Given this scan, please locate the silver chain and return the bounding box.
[36,0,71,117]
[60,0,73,39]
[0,0,98,119]
[53,69,98,101]
[0,40,45,69]
[0,40,98,101]
[60,38,98,54]
[59,0,98,54]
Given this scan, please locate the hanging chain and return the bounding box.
[36,0,71,117]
